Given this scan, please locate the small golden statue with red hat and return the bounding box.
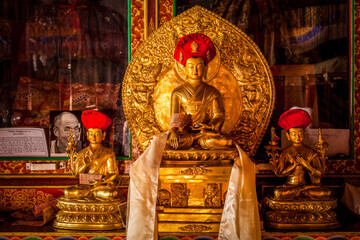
[265,109,340,229]
[168,33,233,150]
[64,110,119,200]
[53,110,124,230]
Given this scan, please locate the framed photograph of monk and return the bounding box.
[49,111,82,157]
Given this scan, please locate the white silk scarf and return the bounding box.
[126,132,168,240]
[218,144,261,240]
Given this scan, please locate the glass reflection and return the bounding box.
[176,0,350,158]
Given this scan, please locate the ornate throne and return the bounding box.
[122,6,274,234]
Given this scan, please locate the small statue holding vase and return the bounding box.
[53,110,125,230]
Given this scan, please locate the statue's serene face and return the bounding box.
[87,128,105,144]
[185,57,205,80]
[286,127,304,145]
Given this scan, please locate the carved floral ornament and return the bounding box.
[122,5,274,157]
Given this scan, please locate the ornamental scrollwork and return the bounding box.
[203,183,222,207]
[178,167,213,175]
[56,211,122,223]
[171,183,190,207]
[266,211,338,224]
[178,224,212,232]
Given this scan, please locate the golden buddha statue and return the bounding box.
[53,110,124,230]
[265,108,339,229]
[273,109,331,200]
[122,6,275,238]
[168,33,233,150]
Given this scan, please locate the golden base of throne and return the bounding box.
[157,207,223,233]
[157,150,234,233]
[265,196,340,230]
[53,196,124,230]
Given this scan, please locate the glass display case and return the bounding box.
[0,0,130,159]
[0,0,353,162]
[177,0,351,160]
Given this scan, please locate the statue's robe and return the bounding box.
[170,82,231,149]
[74,145,119,184]
[64,145,119,200]
[274,144,331,199]
[171,82,225,132]
[277,144,323,185]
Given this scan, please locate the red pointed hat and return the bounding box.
[174,33,216,66]
[81,110,112,131]
[278,109,312,130]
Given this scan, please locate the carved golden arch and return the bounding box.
[122,5,274,157]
